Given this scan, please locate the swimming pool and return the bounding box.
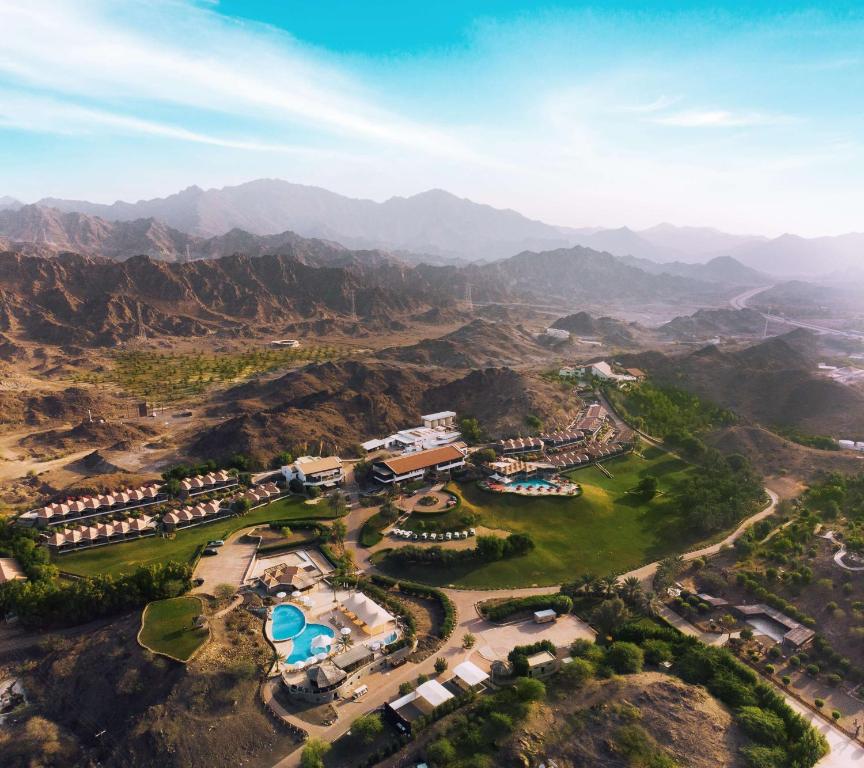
[507,478,557,489]
[271,604,335,664]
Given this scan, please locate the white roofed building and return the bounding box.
[282,456,344,488]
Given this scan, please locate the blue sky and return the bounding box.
[1,1,863,236]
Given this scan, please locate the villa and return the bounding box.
[282,456,344,489]
[361,411,461,454]
[371,444,466,485]
[496,437,544,455]
[386,679,454,732]
[539,430,587,451]
[44,515,157,551]
[0,558,26,584]
[178,470,236,497]
[589,361,638,385]
[22,482,165,528]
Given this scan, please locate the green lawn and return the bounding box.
[57,496,334,578]
[378,447,702,588]
[139,596,208,661]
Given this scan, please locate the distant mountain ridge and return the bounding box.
[6,178,860,273]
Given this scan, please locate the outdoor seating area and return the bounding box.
[44,515,157,551]
[480,475,580,497]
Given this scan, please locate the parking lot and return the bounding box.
[191,533,259,594]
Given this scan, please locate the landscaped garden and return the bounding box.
[139,595,209,662]
[377,447,705,588]
[57,495,335,578]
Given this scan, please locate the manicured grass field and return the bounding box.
[57,496,334,578]
[379,447,701,588]
[139,596,208,662]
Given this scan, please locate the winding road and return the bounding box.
[730,286,864,341]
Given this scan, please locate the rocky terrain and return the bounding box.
[513,672,745,768]
[659,307,768,340]
[550,311,640,347]
[621,330,864,436]
[192,359,577,462]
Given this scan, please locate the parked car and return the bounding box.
[193,577,205,586]
[207,540,225,547]
[445,532,453,541]
[469,528,476,536]
[203,547,219,556]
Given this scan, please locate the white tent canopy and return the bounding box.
[342,592,396,630]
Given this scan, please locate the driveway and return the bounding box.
[192,531,259,594]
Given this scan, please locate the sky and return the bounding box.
[1,1,863,236]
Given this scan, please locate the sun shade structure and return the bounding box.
[341,592,396,634]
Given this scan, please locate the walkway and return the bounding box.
[822,531,864,572]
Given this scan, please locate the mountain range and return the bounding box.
[2,179,862,275]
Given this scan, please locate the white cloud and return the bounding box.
[0,0,487,163]
[650,109,791,128]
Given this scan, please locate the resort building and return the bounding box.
[545,327,570,340]
[525,650,560,679]
[371,444,466,485]
[539,430,587,451]
[361,411,461,454]
[282,456,344,489]
[0,558,26,584]
[179,470,236,497]
[497,437,544,455]
[162,501,228,531]
[44,515,157,551]
[258,560,322,594]
[449,660,489,692]
[733,604,815,651]
[386,679,454,732]
[22,483,165,528]
[589,361,638,384]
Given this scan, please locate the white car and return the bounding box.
[429,533,437,541]
[421,532,428,540]
[445,532,453,541]
[469,528,476,536]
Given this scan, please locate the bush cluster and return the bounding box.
[480,593,573,622]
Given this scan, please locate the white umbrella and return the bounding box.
[316,652,328,662]
[295,660,305,669]
[291,590,302,599]
[371,641,382,651]
[310,634,333,650]
[276,591,287,599]
[340,627,352,636]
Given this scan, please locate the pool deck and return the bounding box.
[266,585,400,673]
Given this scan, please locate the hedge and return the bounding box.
[369,573,456,640]
[480,593,572,622]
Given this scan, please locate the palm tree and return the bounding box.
[576,572,599,594]
[619,575,643,605]
[338,633,353,652]
[599,575,619,597]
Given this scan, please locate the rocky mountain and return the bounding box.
[620,255,768,286]
[725,232,864,276]
[659,308,767,340]
[192,359,576,460]
[37,180,579,261]
[0,250,450,346]
[376,319,549,368]
[0,204,405,266]
[550,311,638,346]
[0,196,23,211]
[475,246,726,303]
[622,331,864,436]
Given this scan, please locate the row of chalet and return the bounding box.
[543,442,627,470]
[179,470,237,496]
[25,483,165,527]
[371,444,467,485]
[163,483,281,531]
[45,515,156,551]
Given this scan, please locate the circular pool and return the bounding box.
[272,603,306,641]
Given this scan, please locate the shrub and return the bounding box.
[300,738,331,768]
[352,713,383,744]
[604,642,644,675]
[806,664,820,677]
[825,673,842,687]
[814,698,824,709]
[434,657,448,675]
[737,706,787,745]
[781,675,791,686]
[480,593,573,622]
[426,737,456,767]
[832,710,842,721]
[513,677,546,702]
[642,639,673,666]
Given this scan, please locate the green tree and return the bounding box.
[426,737,456,767]
[635,475,658,499]
[476,535,505,561]
[605,642,644,674]
[458,417,485,444]
[300,737,331,768]
[352,713,383,744]
[591,597,630,638]
[513,676,546,702]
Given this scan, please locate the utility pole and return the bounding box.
[348,289,357,322]
[464,282,473,312]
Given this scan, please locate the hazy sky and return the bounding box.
[2,1,864,236]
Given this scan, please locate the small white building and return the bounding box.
[362,412,461,454]
[450,660,489,691]
[590,361,637,384]
[545,327,570,340]
[282,456,344,488]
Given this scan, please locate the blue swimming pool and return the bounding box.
[271,604,335,664]
[508,478,557,489]
[272,603,305,641]
[287,622,335,664]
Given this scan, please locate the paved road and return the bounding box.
[730,286,864,341]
